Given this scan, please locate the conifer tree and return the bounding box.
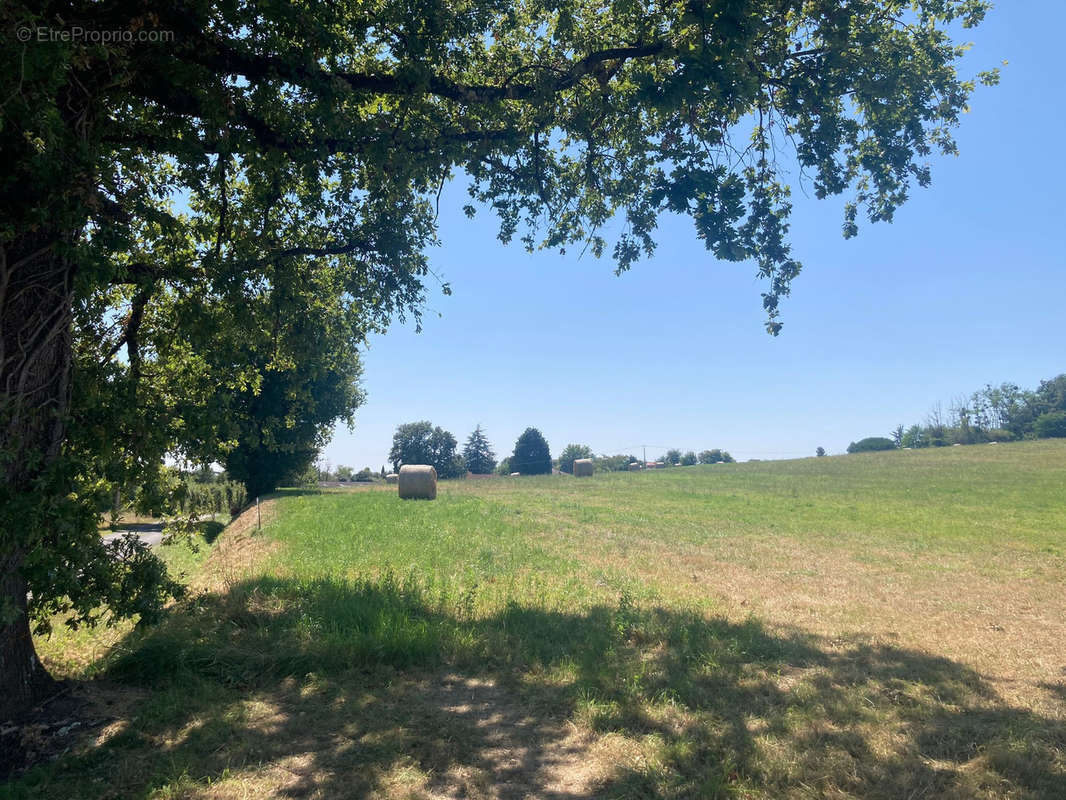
[463,425,497,475]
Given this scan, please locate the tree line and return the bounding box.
[388,421,532,477]
[388,422,733,477]
[847,373,1066,453]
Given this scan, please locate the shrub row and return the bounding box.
[176,480,249,518]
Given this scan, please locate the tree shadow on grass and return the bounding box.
[196,519,225,544]
[11,574,1066,799]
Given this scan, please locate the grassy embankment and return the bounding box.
[11,440,1066,798]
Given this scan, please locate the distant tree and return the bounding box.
[901,425,925,449]
[596,454,637,472]
[389,421,465,478]
[354,467,373,482]
[336,466,354,481]
[977,382,1019,432]
[816,447,827,457]
[1010,390,1042,437]
[444,455,469,479]
[463,425,498,474]
[663,449,682,466]
[1036,375,1066,413]
[293,463,320,489]
[925,403,948,447]
[890,425,905,448]
[191,465,217,484]
[1034,411,1066,439]
[680,451,698,466]
[948,397,980,444]
[512,428,552,475]
[847,437,898,453]
[380,466,387,478]
[699,449,733,464]
[390,421,435,469]
[559,443,594,474]
[496,457,512,476]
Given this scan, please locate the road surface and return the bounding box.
[102,523,165,548]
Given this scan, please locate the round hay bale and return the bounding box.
[509,472,521,477]
[385,473,398,484]
[573,458,594,477]
[398,464,437,500]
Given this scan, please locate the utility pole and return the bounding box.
[643,445,646,468]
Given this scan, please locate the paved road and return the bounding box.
[102,523,165,548]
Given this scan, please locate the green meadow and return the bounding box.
[12,441,1066,799]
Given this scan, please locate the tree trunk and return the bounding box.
[0,559,55,720]
[0,232,75,720]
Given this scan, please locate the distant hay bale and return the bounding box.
[628,462,642,471]
[509,472,521,477]
[573,458,594,477]
[398,465,437,500]
[385,473,398,484]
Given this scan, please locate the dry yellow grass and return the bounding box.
[550,530,1066,714]
[192,499,282,592]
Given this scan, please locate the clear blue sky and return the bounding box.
[323,4,1065,471]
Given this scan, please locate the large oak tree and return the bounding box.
[0,0,994,716]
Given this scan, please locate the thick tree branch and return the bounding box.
[112,236,376,289]
[185,38,672,104]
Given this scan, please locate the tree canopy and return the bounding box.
[558,443,594,474]
[0,0,996,715]
[1034,412,1066,439]
[463,425,497,475]
[156,263,369,498]
[698,449,734,464]
[389,421,465,478]
[847,437,898,453]
[512,428,553,475]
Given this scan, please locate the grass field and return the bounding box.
[9,441,1066,798]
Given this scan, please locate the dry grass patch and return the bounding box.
[562,530,1066,713]
[192,498,282,592]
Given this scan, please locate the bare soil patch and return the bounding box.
[0,682,143,780]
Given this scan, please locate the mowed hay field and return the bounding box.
[13,441,1066,799]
